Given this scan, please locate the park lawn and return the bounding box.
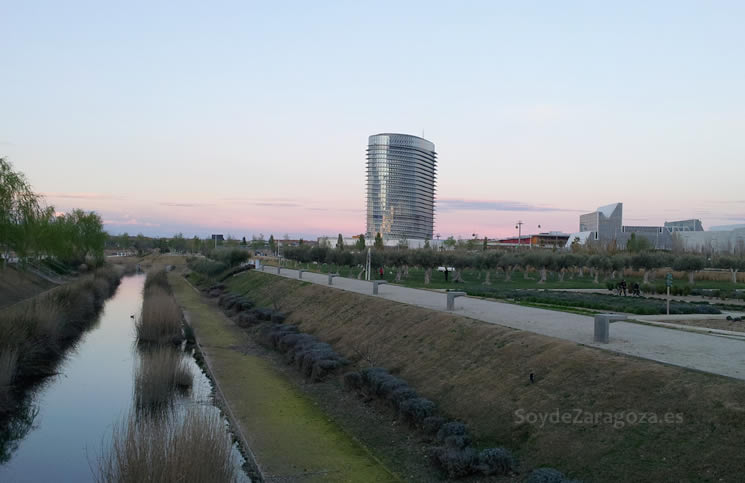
[271,259,744,292]
[168,273,397,483]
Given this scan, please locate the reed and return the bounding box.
[96,406,238,483]
[136,283,183,345]
[134,347,193,409]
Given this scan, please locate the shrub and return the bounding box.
[360,367,389,387]
[399,397,435,425]
[343,371,362,391]
[374,374,408,398]
[388,386,418,409]
[421,416,445,436]
[235,313,258,328]
[605,281,616,291]
[525,467,573,483]
[432,446,477,478]
[437,421,468,441]
[311,359,340,381]
[476,447,514,476]
[444,434,471,449]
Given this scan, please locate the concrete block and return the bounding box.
[298,270,305,279]
[373,280,387,295]
[446,291,466,310]
[593,313,624,343]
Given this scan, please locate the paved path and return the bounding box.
[262,266,745,381]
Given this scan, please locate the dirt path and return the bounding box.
[168,274,397,482]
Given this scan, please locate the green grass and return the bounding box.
[168,274,398,482]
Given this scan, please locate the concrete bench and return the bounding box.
[593,314,627,343]
[372,280,387,295]
[298,269,305,279]
[446,291,467,310]
[328,273,339,285]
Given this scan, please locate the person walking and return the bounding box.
[620,279,627,297]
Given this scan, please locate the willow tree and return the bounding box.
[0,158,42,264]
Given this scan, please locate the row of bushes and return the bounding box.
[207,283,579,481]
[0,265,123,416]
[259,324,346,381]
[469,288,721,315]
[605,281,745,302]
[345,366,516,479]
[213,289,281,327]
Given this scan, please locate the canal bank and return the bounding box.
[169,273,397,482]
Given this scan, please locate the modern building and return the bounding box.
[664,219,704,232]
[578,202,623,243]
[568,202,676,250]
[675,228,745,254]
[366,133,437,242]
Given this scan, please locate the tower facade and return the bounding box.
[366,133,437,242]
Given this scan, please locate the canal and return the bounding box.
[0,274,249,482]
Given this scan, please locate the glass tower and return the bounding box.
[366,133,437,242]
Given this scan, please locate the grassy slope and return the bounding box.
[0,266,55,309]
[228,271,745,482]
[168,274,397,482]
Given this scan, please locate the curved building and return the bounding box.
[366,133,437,241]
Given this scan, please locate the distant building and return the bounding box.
[497,232,569,248]
[568,202,679,250]
[675,228,745,254]
[366,133,437,243]
[665,219,704,232]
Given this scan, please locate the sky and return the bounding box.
[1,1,744,240]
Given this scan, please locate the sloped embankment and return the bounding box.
[227,271,745,482]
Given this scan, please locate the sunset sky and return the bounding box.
[2,1,744,240]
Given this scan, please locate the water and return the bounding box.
[0,274,249,482]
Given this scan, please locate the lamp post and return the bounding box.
[515,221,523,250]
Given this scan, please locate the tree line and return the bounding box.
[281,245,745,285]
[1,158,106,267]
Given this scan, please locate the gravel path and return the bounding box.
[263,266,745,381]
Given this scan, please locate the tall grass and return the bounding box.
[96,406,239,483]
[0,265,122,415]
[134,347,193,409]
[137,271,183,345]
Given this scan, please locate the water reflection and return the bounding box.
[0,403,38,465]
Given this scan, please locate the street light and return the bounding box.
[515,221,523,250]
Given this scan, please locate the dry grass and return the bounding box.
[0,266,122,416]
[229,271,745,482]
[96,406,238,483]
[0,348,19,410]
[137,286,183,345]
[134,347,193,409]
